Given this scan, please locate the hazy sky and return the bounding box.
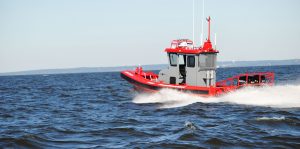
[0,0,299,73]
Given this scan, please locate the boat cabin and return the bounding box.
[158,16,220,87]
[158,38,218,87]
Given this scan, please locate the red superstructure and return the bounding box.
[121,16,275,96]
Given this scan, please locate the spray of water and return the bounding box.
[133,85,300,109]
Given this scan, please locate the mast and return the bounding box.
[207,16,211,41]
[202,16,213,51]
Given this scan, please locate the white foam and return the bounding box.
[132,85,300,108]
[133,89,217,108]
[256,116,286,121]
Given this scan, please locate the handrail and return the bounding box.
[216,72,275,87]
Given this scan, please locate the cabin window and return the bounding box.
[187,56,195,67]
[169,53,178,66]
[178,55,185,65]
[199,54,216,69]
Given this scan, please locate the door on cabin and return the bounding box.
[185,55,197,86]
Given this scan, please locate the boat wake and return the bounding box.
[133,85,300,108]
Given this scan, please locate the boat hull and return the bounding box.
[121,70,274,97]
[121,71,214,96]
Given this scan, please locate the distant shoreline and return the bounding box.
[1,59,299,76]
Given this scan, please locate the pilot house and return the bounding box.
[158,39,218,87]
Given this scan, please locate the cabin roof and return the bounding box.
[166,39,218,54]
[165,47,218,54]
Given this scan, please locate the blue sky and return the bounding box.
[0,0,299,73]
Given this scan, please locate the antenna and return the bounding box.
[201,0,205,46]
[193,0,195,46]
[214,33,217,49]
[200,33,203,47]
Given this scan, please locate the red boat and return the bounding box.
[121,17,274,96]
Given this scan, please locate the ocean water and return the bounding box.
[0,65,300,148]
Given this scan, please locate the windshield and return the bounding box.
[169,53,178,66]
[199,54,216,69]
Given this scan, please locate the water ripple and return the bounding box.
[0,66,300,148]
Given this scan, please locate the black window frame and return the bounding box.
[169,53,178,67]
[187,55,195,67]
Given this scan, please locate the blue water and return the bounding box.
[0,65,300,148]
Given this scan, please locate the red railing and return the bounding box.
[216,72,275,88]
[135,67,158,81]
